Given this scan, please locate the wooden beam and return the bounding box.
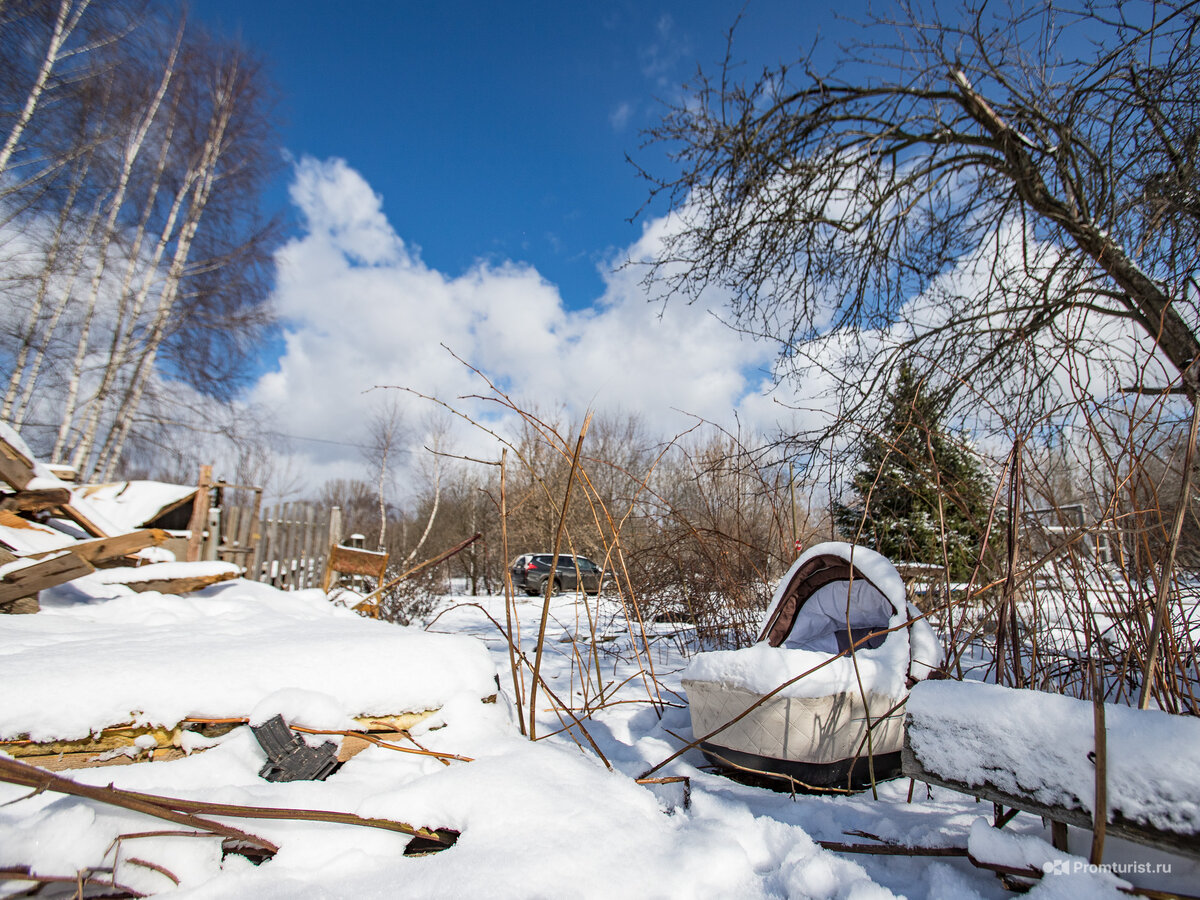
[186,465,213,563]
[22,528,170,566]
[118,569,239,595]
[0,488,71,514]
[0,437,36,491]
[0,552,94,605]
[56,501,109,539]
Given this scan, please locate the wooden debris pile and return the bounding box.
[0,426,237,613]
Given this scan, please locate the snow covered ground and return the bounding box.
[2,575,1197,898]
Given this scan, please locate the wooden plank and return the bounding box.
[13,748,188,770]
[284,502,301,588]
[0,436,36,490]
[56,502,109,539]
[0,552,94,605]
[23,528,169,566]
[247,490,263,564]
[186,465,213,563]
[0,488,71,514]
[901,744,1200,861]
[223,505,242,560]
[119,569,240,595]
[256,504,278,583]
[235,502,252,557]
[0,438,106,537]
[300,504,317,589]
[326,545,389,579]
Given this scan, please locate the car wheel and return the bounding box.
[548,578,562,596]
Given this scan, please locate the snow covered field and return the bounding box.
[2,576,1197,898]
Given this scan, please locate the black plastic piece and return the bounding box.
[699,741,902,791]
[403,829,460,856]
[251,714,339,782]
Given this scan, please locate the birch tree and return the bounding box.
[0,0,90,186]
[51,24,180,464]
[1,3,277,480]
[66,20,185,471]
[93,40,276,479]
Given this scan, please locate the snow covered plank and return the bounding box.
[91,560,240,594]
[903,679,1200,861]
[20,527,170,567]
[0,552,94,607]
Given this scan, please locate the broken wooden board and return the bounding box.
[0,434,113,538]
[0,552,94,607]
[23,527,170,567]
[21,747,189,771]
[118,569,240,595]
[322,543,389,592]
[87,561,242,595]
[1,516,170,567]
[0,435,36,491]
[0,721,238,770]
[3,712,441,771]
[0,488,72,514]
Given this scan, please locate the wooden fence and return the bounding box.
[200,501,342,591]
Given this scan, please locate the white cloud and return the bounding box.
[250,157,792,493]
[609,101,633,132]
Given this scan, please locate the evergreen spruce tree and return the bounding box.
[834,366,993,579]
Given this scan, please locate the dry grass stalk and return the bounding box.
[499,447,527,735]
[1138,394,1200,708]
[0,755,457,851]
[528,412,592,740]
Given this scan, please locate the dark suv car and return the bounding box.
[510,554,603,596]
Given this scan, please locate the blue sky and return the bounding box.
[193,1,863,312]
[181,1,872,488]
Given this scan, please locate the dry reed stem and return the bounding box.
[498,448,528,735]
[430,601,613,769]
[1139,392,1200,708]
[528,412,592,740]
[0,867,145,898]
[125,857,179,886]
[0,756,280,856]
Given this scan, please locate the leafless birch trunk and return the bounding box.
[69,24,185,476]
[96,55,238,476]
[0,0,87,183]
[51,31,179,465]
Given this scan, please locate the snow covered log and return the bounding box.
[903,679,1200,861]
